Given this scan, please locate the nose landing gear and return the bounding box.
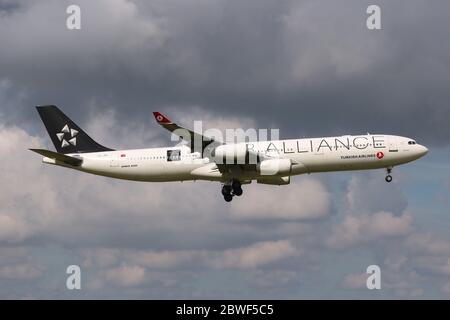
[385,167,393,183]
[221,179,243,202]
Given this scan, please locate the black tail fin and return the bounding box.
[36,105,114,154]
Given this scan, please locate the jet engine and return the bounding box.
[257,176,290,185]
[257,158,292,176]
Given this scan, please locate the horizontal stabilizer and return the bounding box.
[29,149,83,166]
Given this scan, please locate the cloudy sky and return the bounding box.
[1,0,450,299]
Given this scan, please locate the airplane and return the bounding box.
[30,105,428,202]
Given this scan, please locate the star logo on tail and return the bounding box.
[56,124,78,148]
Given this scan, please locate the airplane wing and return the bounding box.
[153,112,222,154]
[152,112,269,171]
[29,148,83,166]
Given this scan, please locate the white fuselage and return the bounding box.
[43,134,428,182]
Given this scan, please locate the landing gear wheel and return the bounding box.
[233,187,243,196]
[224,194,233,202]
[230,180,243,196]
[222,185,232,196]
[231,180,241,190]
[385,167,393,183]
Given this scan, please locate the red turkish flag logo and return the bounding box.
[376,151,384,159]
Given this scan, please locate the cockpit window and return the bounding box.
[408,141,417,145]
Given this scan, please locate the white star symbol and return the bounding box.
[56,124,78,148]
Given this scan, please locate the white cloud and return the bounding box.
[0,263,43,280]
[326,211,413,249]
[341,272,367,289]
[437,259,450,276]
[82,248,120,269]
[104,264,146,287]
[246,269,300,289]
[345,175,408,216]
[404,232,450,255]
[0,248,44,281]
[230,177,332,220]
[1,114,448,298]
[83,104,164,149]
[126,250,201,269]
[369,211,414,237]
[0,0,450,300]
[0,109,224,246]
[0,125,60,242]
[208,240,299,269]
[326,173,414,249]
[441,282,450,293]
[81,240,300,280]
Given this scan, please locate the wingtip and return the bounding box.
[153,112,172,124]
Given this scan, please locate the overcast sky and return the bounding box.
[1,0,450,299]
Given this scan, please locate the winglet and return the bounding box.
[153,112,172,124]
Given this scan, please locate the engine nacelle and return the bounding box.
[212,144,249,164]
[257,176,290,185]
[257,158,292,176]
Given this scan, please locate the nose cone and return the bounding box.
[417,145,428,157]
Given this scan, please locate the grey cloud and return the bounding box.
[331,174,450,297]
[341,272,367,290]
[0,0,20,13]
[0,111,332,249]
[1,117,447,297]
[345,174,408,216]
[230,177,332,220]
[207,240,299,269]
[104,265,146,288]
[1,0,449,299]
[0,263,43,280]
[0,0,449,145]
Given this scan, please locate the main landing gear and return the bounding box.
[222,179,243,202]
[385,167,393,183]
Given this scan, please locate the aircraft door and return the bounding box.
[110,156,120,167]
[388,136,399,152]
